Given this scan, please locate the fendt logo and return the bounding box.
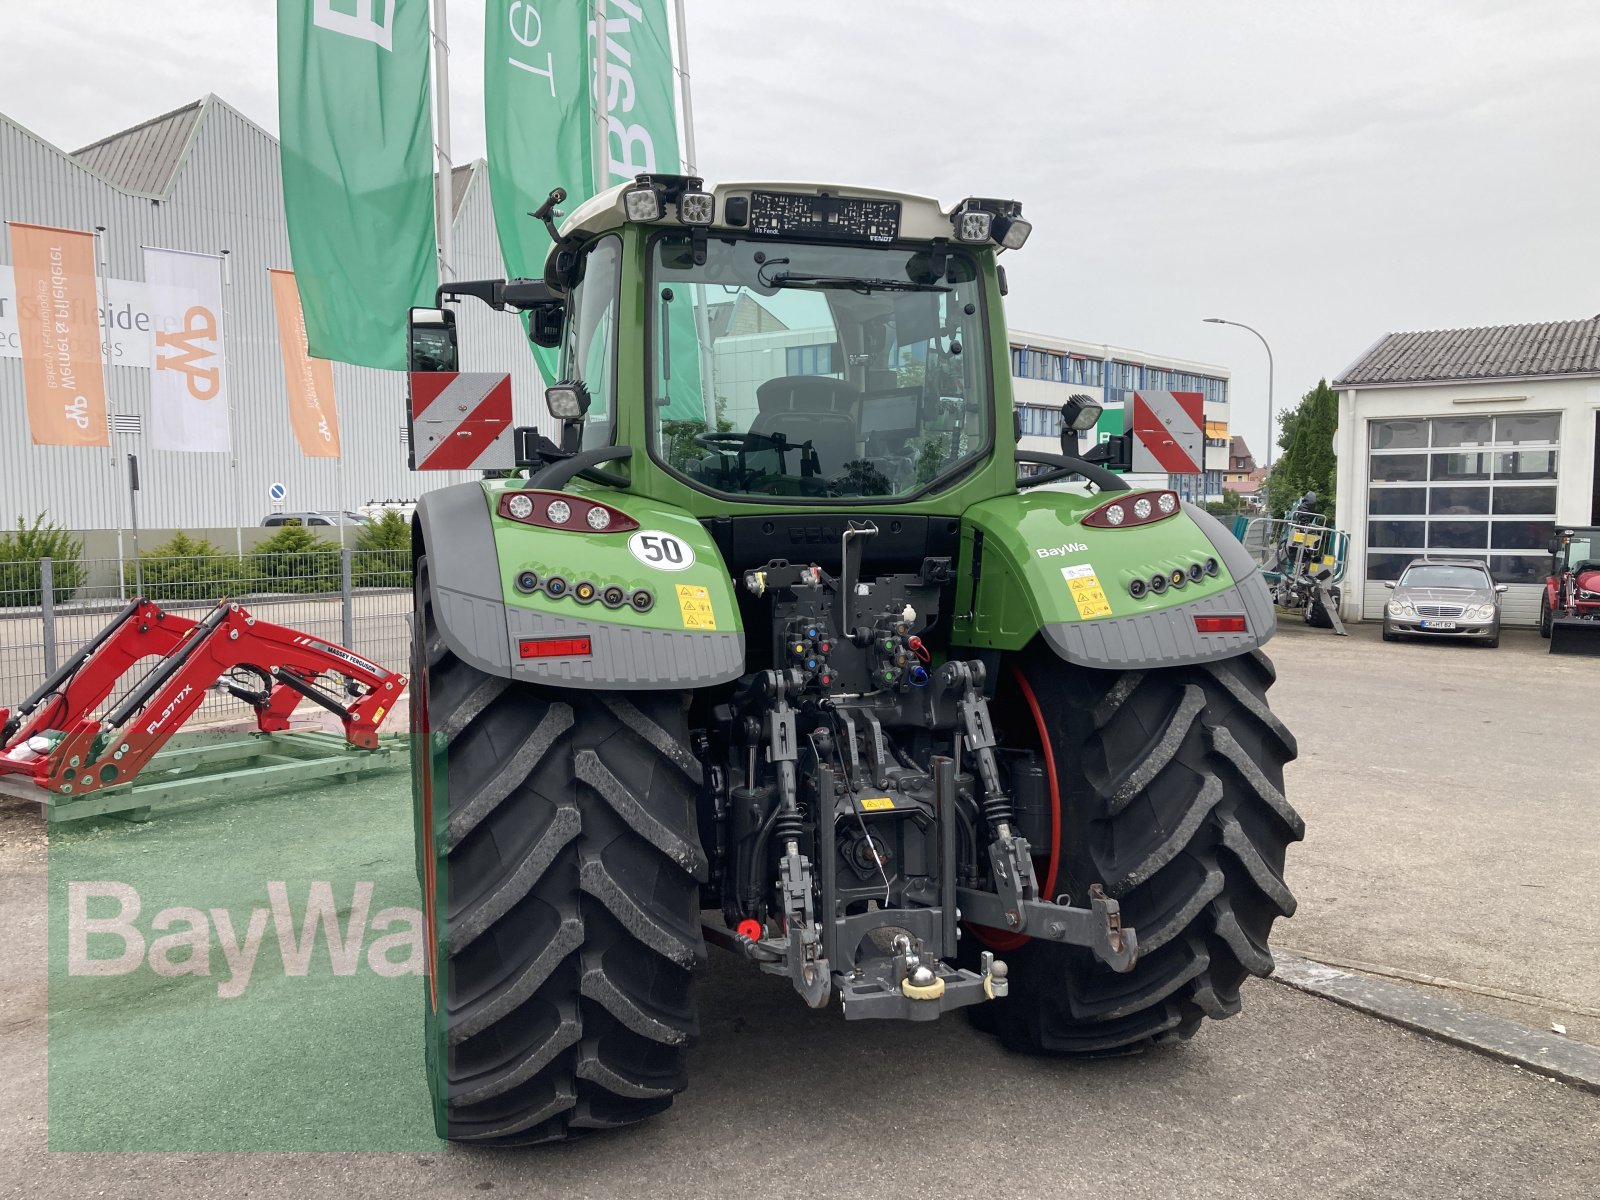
[154,306,221,401]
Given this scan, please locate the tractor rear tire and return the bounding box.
[412,556,706,1144]
[979,648,1301,1055]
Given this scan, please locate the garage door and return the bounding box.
[1361,413,1559,628]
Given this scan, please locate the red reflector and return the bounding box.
[518,636,592,659]
[736,918,764,941]
[1194,615,1247,634]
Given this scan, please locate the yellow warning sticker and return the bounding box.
[675,583,717,630]
[1060,564,1114,620]
[859,797,896,812]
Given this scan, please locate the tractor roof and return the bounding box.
[552,178,1022,267]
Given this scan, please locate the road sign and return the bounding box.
[1131,390,1204,474]
[269,482,286,501]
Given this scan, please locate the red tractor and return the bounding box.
[1539,527,1600,655]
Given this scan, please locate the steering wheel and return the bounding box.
[692,431,761,453]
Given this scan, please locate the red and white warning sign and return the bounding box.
[1131,390,1204,474]
[408,372,514,471]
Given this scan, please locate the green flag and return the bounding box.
[485,0,701,414]
[278,0,438,369]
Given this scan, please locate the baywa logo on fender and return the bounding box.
[154,305,221,400]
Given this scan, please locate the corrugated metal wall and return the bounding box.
[0,97,555,533]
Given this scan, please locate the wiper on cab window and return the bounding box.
[758,265,950,294]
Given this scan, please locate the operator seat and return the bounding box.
[749,373,860,476]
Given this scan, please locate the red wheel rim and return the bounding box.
[966,662,1063,952]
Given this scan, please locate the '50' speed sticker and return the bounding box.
[628,530,696,572]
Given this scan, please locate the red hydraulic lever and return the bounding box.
[0,599,406,797]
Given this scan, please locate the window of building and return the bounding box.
[1016,404,1063,438]
[1365,414,1560,583]
[786,343,835,376]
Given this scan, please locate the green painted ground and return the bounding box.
[46,742,441,1151]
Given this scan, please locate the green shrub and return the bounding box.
[250,524,341,594]
[126,532,245,602]
[352,510,412,589]
[0,514,84,607]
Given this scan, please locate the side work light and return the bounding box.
[1061,393,1103,432]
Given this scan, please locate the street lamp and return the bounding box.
[1203,317,1274,472]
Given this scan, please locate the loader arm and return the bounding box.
[0,600,406,797]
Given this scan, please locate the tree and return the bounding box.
[1265,379,1338,518]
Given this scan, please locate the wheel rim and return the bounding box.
[967,663,1063,952]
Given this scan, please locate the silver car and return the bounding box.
[1382,558,1506,647]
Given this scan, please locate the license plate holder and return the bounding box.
[1420,620,1457,630]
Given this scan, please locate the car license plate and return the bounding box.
[1420,620,1456,630]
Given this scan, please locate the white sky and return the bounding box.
[5,0,1596,461]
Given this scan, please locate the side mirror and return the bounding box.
[1494,583,1508,593]
[1383,580,1396,589]
[407,307,458,372]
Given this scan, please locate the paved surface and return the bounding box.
[1267,621,1600,1046]
[1,614,1598,1194]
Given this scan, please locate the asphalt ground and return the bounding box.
[0,614,1597,1195]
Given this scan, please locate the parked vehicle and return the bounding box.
[1382,558,1505,646]
[260,511,369,528]
[1539,527,1600,655]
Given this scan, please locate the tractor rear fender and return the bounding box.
[951,489,1276,668]
[413,480,745,689]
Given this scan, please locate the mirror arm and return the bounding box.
[526,445,632,491]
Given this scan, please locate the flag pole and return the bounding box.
[431,0,455,282]
[671,0,715,423]
[593,0,609,195]
[220,248,244,558]
[673,0,697,176]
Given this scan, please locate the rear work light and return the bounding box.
[1193,615,1247,634]
[1082,490,1181,530]
[497,491,638,533]
[519,636,593,659]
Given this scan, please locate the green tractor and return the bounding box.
[407,177,1301,1144]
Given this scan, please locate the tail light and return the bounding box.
[1082,490,1180,530]
[1194,615,1247,634]
[498,491,638,533]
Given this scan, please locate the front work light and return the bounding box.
[545,381,591,421]
[623,185,664,222]
[678,191,714,225]
[1061,393,1103,432]
[954,206,993,243]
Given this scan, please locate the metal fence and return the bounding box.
[0,550,412,727]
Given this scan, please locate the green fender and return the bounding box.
[951,488,1276,668]
[414,479,744,689]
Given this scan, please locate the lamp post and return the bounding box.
[1203,318,1274,472]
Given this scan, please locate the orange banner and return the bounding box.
[8,222,109,447]
[268,269,341,458]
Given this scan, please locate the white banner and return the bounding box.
[142,247,230,453]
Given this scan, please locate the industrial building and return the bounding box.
[1009,329,1231,501]
[1333,317,1600,626]
[0,95,546,535]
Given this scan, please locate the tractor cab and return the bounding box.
[1544,527,1600,653]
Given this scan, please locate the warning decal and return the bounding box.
[1060,564,1113,620]
[675,583,717,630]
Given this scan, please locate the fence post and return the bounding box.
[40,557,57,676]
[341,547,354,650]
